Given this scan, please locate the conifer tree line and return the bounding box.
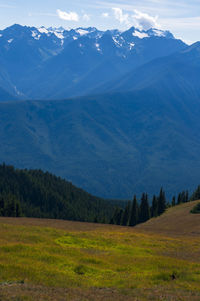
[110,188,191,227]
[0,163,199,226]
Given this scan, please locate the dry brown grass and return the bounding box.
[136,200,200,237]
[1,283,200,301]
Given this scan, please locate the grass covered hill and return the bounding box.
[0,164,115,223]
[0,201,200,300]
[136,200,200,237]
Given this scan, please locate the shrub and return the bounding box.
[191,203,200,214]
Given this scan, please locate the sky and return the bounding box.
[0,0,200,44]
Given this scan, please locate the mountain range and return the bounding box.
[0,24,186,100]
[0,24,200,199]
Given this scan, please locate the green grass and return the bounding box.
[0,219,200,300]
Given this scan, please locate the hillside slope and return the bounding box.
[0,164,115,222]
[1,90,200,198]
[137,200,200,236]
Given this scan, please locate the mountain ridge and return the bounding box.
[0,24,187,101]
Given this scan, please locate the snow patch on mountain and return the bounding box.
[32,31,41,40]
[95,43,101,52]
[133,31,149,39]
[54,31,64,39]
[129,42,135,50]
[38,27,49,34]
[112,36,123,47]
[76,29,89,36]
[153,29,166,37]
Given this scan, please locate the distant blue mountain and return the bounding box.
[0,24,186,100]
[95,42,200,97]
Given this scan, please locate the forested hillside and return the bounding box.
[0,164,114,222]
[0,164,196,228]
[1,90,200,199]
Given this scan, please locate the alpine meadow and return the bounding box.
[0,1,200,300]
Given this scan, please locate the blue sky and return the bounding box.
[0,0,200,44]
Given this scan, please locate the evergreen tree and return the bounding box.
[116,208,124,225]
[139,193,150,223]
[94,216,98,223]
[172,196,176,206]
[177,191,187,204]
[129,195,138,226]
[190,185,200,201]
[185,191,189,203]
[151,195,158,217]
[121,201,131,226]
[0,195,5,216]
[16,202,22,217]
[157,188,166,215]
[4,195,17,217]
[177,193,182,204]
[110,207,123,225]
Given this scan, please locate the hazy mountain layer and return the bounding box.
[1,87,200,199]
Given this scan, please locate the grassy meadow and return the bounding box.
[0,201,200,300]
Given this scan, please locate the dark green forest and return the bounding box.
[0,164,114,223]
[0,163,198,226]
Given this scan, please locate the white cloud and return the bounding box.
[57,9,79,22]
[111,7,158,30]
[83,14,90,21]
[132,10,159,30]
[102,12,109,18]
[112,8,129,25]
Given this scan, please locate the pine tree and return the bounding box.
[172,196,176,206]
[116,209,124,225]
[110,207,123,225]
[5,195,17,217]
[157,188,166,215]
[0,195,5,216]
[177,193,182,204]
[190,185,200,201]
[139,193,150,223]
[151,195,158,217]
[121,201,131,226]
[16,202,22,217]
[129,195,138,226]
[94,216,98,223]
[185,191,189,203]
